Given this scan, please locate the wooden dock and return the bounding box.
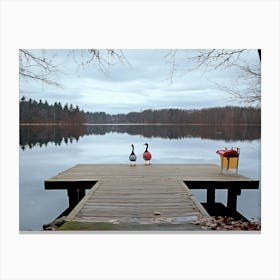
[45,164,259,230]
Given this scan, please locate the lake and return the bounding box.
[19,124,261,231]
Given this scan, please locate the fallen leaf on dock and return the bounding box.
[152,217,176,224]
[109,219,120,224]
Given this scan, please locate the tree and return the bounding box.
[165,49,261,105]
[19,49,128,88]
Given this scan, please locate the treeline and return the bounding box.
[85,107,260,125]
[20,97,85,124]
[20,97,260,125]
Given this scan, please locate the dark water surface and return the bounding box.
[19,124,261,230]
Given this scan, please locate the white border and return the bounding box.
[1,1,279,279]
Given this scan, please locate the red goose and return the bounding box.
[143,143,152,165]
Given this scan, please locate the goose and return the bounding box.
[129,144,137,166]
[143,143,152,165]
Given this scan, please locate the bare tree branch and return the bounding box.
[19,49,129,87]
[165,49,261,105]
[19,49,63,87]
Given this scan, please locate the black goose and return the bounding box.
[129,144,137,166]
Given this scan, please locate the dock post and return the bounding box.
[67,187,86,209]
[67,188,79,209]
[206,188,215,205]
[78,187,86,200]
[227,187,241,213]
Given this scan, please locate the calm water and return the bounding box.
[19,124,261,230]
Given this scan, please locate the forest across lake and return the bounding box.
[20,97,260,125]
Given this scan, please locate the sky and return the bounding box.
[19,49,260,114]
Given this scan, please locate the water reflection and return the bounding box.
[20,124,260,150]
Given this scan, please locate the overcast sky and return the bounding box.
[19,49,259,114]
